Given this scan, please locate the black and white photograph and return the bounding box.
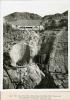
[1,0,68,89]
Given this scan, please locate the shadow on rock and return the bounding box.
[35,73,59,88]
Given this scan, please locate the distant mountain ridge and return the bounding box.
[42,11,68,20]
[41,11,68,29]
[4,12,42,22]
[4,11,68,23]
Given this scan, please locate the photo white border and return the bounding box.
[0,0,70,91]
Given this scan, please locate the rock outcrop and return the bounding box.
[3,63,45,89]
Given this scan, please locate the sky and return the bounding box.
[1,0,70,17]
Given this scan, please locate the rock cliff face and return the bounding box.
[49,28,68,73]
[34,28,68,88]
[48,28,68,88]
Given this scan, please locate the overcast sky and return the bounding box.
[1,0,70,17]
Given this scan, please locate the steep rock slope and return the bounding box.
[49,28,68,88]
[49,28,68,73]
